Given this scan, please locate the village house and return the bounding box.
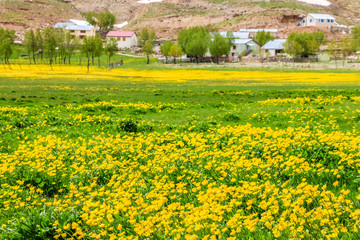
[106,31,138,49]
[261,39,287,57]
[204,38,260,61]
[231,39,260,58]
[299,13,336,27]
[54,19,96,39]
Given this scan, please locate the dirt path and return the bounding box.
[116,53,146,58]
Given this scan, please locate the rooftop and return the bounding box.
[106,31,136,37]
[261,39,287,50]
[308,13,335,20]
[54,22,94,31]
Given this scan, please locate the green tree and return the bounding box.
[328,40,341,69]
[142,40,154,65]
[98,11,116,32]
[351,26,360,52]
[209,33,230,64]
[138,28,156,47]
[86,11,98,26]
[169,44,184,64]
[160,41,173,63]
[24,29,38,64]
[178,26,210,63]
[94,35,103,67]
[340,37,354,67]
[104,37,118,66]
[284,37,304,67]
[43,28,57,67]
[0,27,15,65]
[81,36,96,71]
[1,38,12,64]
[226,31,235,48]
[255,30,274,47]
[35,29,44,62]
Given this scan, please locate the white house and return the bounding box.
[299,13,336,27]
[205,38,260,60]
[54,20,96,39]
[261,39,287,57]
[106,31,138,49]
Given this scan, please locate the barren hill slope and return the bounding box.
[1,0,359,39]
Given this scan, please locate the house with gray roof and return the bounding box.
[299,13,336,27]
[261,39,287,57]
[54,20,96,39]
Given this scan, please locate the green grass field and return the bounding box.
[1,62,360,239]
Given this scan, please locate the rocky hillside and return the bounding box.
[1,0,359,39]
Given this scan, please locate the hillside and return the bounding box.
[1,0,359,39]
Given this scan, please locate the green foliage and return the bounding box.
[138,28,156,46]
[24,29,38,64]
[160,40,173,61]
[98,11,116,32]
[284,31,327,58]
[43,27,57,66]
[178,26,211,63]
[104,37,118,64]
[169,43,184,64]
[85,11,98,26]
[209,33,230,64]
[327,40,341,68]
[0,27,15,64]
[85,11,115,32]
[142,40,155,64]
[255,30,274,47]
[81,36,97,71]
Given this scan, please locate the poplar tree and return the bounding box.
[209,33,230,64]
[104,37,118,65]
[24,29,38,64]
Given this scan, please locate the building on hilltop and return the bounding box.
[54,19,96,39]
[106,31,138,49]
[298,13,336,27]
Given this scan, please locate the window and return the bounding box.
[117,37,120,41]
[233,46,236,50]
[232,53,234,56]
[331,20,334,23]
[327,19,330,22]
[70,30,75,33]
[80,35,85,39]
[123,37,126,41]
[321,19,324,22]
[310,19,312,23]
[319,19,321,22]
[80,30,86,33]
[302,20,305,23]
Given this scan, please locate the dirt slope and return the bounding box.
[1,0,359,39]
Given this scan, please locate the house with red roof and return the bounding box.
[106,31,138,49]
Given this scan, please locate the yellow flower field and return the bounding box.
[1,66,360,239]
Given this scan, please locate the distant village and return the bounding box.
[0,10,359,67]
[51,11,357,64]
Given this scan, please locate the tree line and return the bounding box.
[22,28,118,70]
[155,26,275,64]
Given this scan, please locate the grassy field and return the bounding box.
[1,63,360,239]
